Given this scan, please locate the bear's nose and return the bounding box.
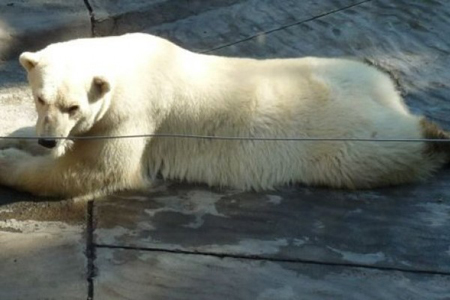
[38,138,57,149]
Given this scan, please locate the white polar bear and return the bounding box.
[0,33,448,198]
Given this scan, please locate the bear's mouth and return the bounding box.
[37,138,74,157]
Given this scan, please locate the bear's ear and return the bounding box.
[19,52,40,72]
[93,76,111,95]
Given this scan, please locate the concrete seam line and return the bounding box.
[95,243,450,277]
[86,200,96,300]
[82,0,96,37]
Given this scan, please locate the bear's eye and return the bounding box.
[37,96,45,105]
[68,105,80,115]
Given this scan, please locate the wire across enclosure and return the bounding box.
[0,133,450,143]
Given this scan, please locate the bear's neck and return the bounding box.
[94,50,259,139]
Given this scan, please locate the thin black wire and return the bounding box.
[202,0,372,54]
[1,133,450,143]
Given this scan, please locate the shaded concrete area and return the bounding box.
[1,0,450,299]
[89,0,245,36]
[0,1,91,60]
[148,0,368,52]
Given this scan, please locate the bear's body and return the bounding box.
[0,33,448,197]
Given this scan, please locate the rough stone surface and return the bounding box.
[90,0,246,36]
[147,0,366,52]
[0,0,91,60]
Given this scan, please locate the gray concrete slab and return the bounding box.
[0,217,87,300]
[0,0,91,60]
[95,176,450,273]
[95,248,450,300]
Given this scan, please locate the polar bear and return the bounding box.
[0,33,448,198]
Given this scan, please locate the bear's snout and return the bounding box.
[38,139,57,149]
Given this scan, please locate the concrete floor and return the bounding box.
[1,1,450,299]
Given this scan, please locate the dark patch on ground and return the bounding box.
[0,197,86,225]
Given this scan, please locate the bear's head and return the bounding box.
[19,50,112,157]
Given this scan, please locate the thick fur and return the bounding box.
[0,33,448,197]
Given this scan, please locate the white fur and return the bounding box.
[0,33,446,197]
